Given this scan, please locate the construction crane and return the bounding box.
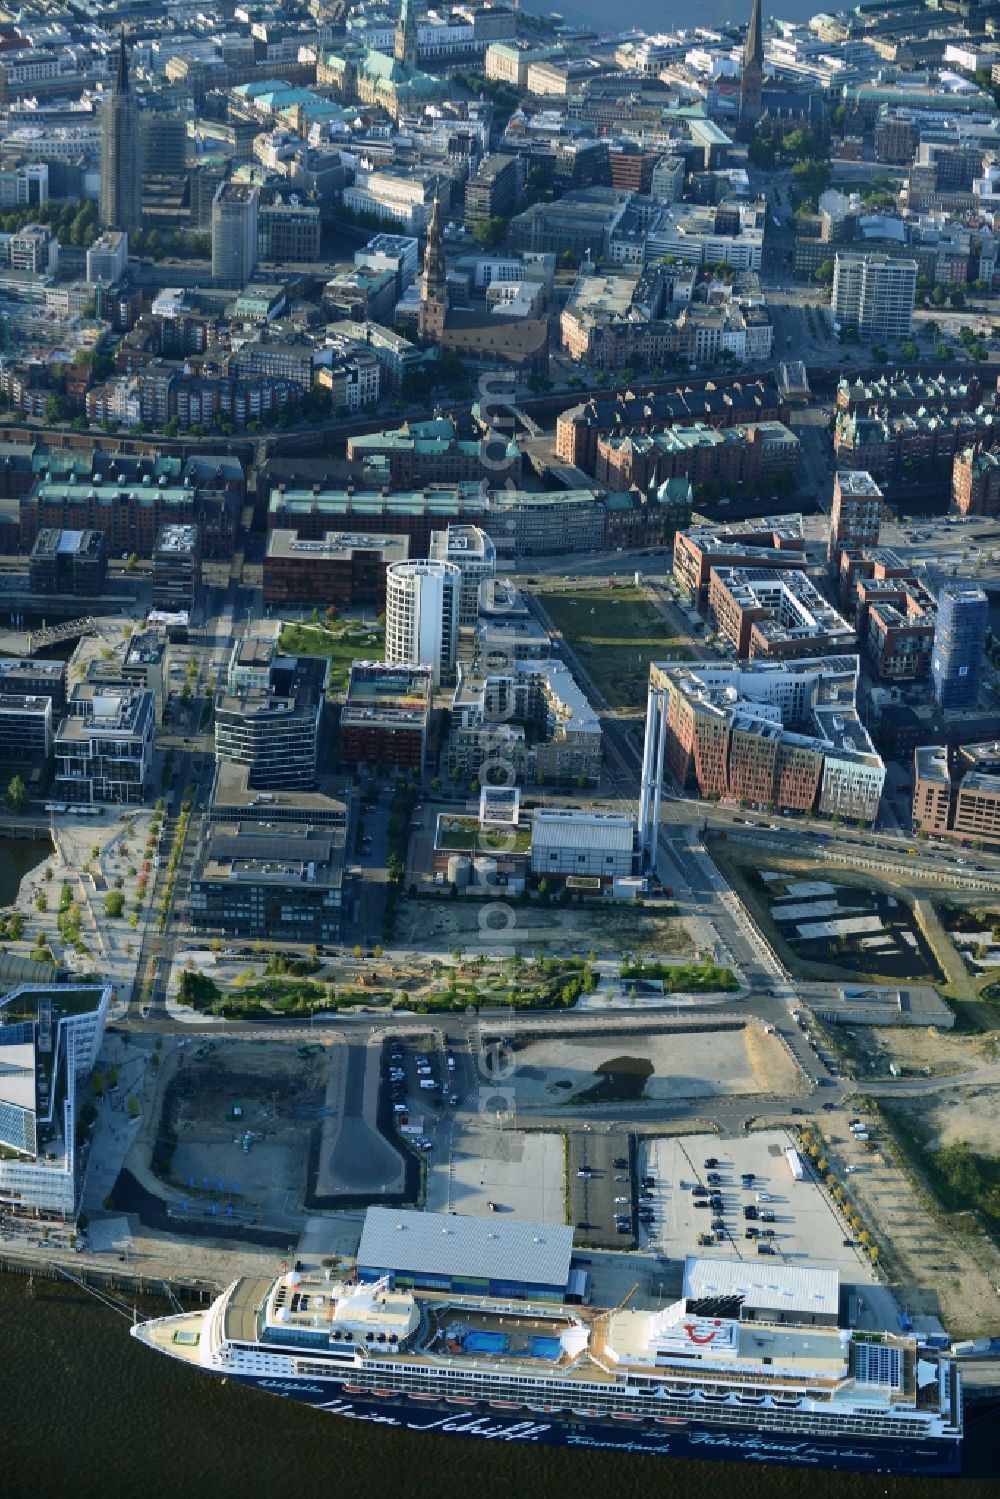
[615,1282,640,1313]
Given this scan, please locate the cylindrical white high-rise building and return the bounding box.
[384,560,461,687]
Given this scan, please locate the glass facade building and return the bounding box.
[931,584,989,712]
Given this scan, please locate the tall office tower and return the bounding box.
[191,164,227,229]
[739,0,764,123]
[828,468,883,563]
[140,110,188,177]
[831,252,917,340]
[211,181,260,286]
[385,560,460,686]
[931,584,989,712]
[100,34,142,233]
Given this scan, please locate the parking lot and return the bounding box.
[635,1132,881,1286]
[567,1132,637,1249]
[383,1031,457,1146]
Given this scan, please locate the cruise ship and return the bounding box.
[132,1240,962,1476]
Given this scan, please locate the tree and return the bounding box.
[104,890,125,918]
[6,773,27,813]
[748,137,777,170]
[127,1095,140,1119]
[125,552,138,572]
[35,890,47,913]
[813,259,835,286]
[790,158,830,203]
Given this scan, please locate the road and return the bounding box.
[135,583,247,1018]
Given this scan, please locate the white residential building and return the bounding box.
[428,526,496,626]
[385,559,461,686]
[831,252,917,340]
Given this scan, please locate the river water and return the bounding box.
[0,834,50,907]
[544,0,824,36]
[2,1273,995,1499]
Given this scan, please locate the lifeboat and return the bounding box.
[372,1389,395,1398]
[654,1416,687,1426]
[446,1396,477,1406]
[489,1401,519,1410]
[612,1411,642,1421]
[342,1385,363,1395]
[409,1392,437,1401]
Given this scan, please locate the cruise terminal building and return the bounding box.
[357,1206,574,1302]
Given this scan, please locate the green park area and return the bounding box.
[176,955,601,1018]
[620,958,739,992]
[539,585,690,707]
[279,618,385,693]
[436,817,532,853]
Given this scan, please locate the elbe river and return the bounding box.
[2,1274,995,1499]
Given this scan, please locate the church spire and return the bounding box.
[418,182,448,344]
[395,0,418,70]
[740,0,764,124]
[744,0,763,72]
[116,30,130,93]
[423,184,444,283]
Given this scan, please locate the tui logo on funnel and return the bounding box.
[684,1319,723,1344]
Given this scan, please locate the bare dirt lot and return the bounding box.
[509,1022,802,1108]
[809,1105,1000,1340]
[921,1087,1000,1156]
[153,1039,331,1227]
[860,1027,998,1078]
[393,896,692,958]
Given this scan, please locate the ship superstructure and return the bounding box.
[132,1252,962,1475]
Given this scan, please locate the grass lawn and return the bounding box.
[540,585,691,707]
[279,620,384,694]
[437,819,531,852]
[2,985,105,1020]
